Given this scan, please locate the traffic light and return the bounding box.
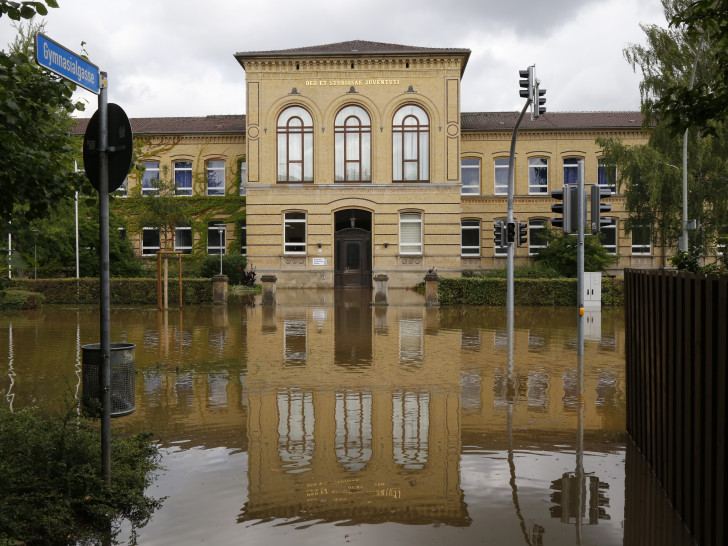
[517,221,528,247]
[506,221,516,245]
[551,184,585,234]
[519,66,533,100]
[494,220,506,248]
[590,185,612,234]
[534,80,546,118]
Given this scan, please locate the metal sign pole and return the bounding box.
[98,72,112,486]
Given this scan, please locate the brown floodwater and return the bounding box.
[1,289,696,545]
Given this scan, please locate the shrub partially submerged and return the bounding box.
[0,407,163,545]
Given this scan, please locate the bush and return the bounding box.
[0,407,163,545]
[198,254,255,285]
[462,264,562,279]
[0,289,44,309]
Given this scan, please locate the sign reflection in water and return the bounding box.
[0,291,695,544]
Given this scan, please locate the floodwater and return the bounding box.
[1,289,695,545]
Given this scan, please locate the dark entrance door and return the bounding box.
[335,228,372,288]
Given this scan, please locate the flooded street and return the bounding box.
[1,290,694,545]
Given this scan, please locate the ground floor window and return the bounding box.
[208,223,226,255]
[601,218,617,255]
[399,212,422,254]
[175,227,192,254]
[461,219,480,256]
[528,219,548,255]
[241,222,247,256]
[141,227,160,256]
[631,226,651,255]
[284,212,306,254]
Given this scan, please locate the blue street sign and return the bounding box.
[35,33,100,94]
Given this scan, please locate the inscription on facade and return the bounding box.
[305,78,400,86]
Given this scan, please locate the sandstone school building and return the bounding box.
[74,40,654,287]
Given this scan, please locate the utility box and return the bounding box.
[584,272,602,309]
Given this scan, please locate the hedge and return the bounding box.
[0,289,44,310]
[438,277,624,306]
[8,278,213,305]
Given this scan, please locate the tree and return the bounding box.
[0,18,85,225]
[600,0,728,257]
[533,228,616,277]
[0,0,57,20]
[655,0,728,133]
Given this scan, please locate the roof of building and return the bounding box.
[70,111,644,135]
[461,111,644,131]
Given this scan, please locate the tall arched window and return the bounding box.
[393,104,429,182]
[335,105,371,182]
[277,106,314,182]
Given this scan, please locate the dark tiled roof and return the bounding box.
[235,40,470,58]
[71,111,644,136]
[461,111,644,131]
[71,114,246,135]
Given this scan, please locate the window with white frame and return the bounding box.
[174,161,193,196]
[399,212,422,254]
[598,158,617,193]
[241,222,247,256]
[392,391,429,469]
[335,105,372,182]
[174,227,192,254]
[528,219,548,255]
[206,160,225,196]
[393,104,429,182]
[718,235,726,256]
[284,211,306,254]
[141,227,160,255]
[277,106,314,182]
[631,226,651,255]
[563,157,581,185]
[601,218,617,255]
[461,219,480,256]
[461,158,480,195]
[208,223,226,255]
[113,177,127,197]
[494,157,509,195]
[494,219,507,256]
[528,157,548,194]
[239,159,247,195]
[141,161,159,196]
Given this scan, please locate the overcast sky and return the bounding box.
[1,0,667,119]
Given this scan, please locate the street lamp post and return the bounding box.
[215,224,226,275]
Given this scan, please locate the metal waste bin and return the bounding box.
[82,342,135,417]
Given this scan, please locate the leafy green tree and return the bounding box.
[600,0,728,258]
[0,18,85,224]
[0,0,57,20]
[533,228,616,277]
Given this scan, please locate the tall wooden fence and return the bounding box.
[625,269,727,545]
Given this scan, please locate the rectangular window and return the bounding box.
[601,218,617,255]
[528,158,548,194]
[175,161,193,196]
[631,226,651,255]
[598,158,617,193]
[208,223,226,255]
[461,219,480,256]
[241,222,247,256]
[528,219,548,256]
[494,158,509,195]
[207,160,225,196]
[141,227,160,255]
[399,212,422,255]
[461,159,480,195]
[239,160,247,196]
[563,158,581,185]
[174,227,192,254]
[284,212,306,254]
[141,161,159,196]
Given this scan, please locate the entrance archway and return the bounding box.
[334,209,372,288]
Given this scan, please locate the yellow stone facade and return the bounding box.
[95,41,658,285]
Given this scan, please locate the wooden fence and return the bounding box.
[625,270,727,545]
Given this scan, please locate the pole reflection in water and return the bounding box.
[0,291,697,545]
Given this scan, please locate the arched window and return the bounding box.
[335,105,371,182]
[277,106,313,182]
[393,104,429,182]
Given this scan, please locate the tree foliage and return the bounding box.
[532,228,616,277]
[0,0,57,20]
[601,0,728,256]
[0,18,85,224]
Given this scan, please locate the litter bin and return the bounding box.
[82,342,135,417]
